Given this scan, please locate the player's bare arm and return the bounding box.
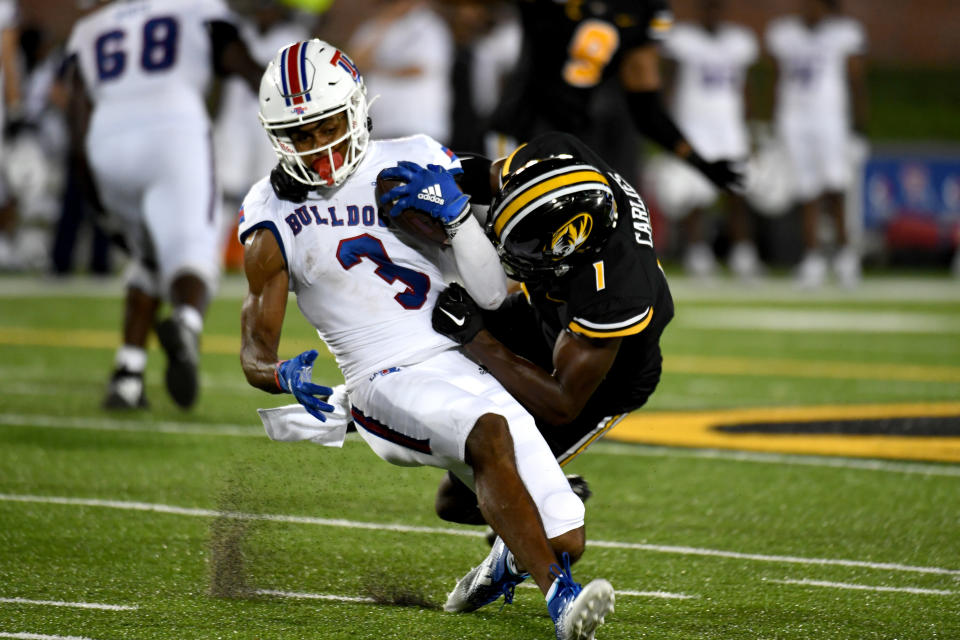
[240,229,289,392]
[464,328,621,427]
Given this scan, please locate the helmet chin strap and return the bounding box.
[312,151,345,186]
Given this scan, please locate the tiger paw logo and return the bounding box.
[550,213,593,258]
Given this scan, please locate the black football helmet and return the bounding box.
[486,155,617,280]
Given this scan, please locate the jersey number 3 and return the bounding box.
[337,235,430,309]
[96,16,179,81]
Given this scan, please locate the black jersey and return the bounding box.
[508,132,674,417]
[490,0,673,139]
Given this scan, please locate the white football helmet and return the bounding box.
[259,39,370,189]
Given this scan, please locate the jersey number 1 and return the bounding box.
[96,16,179,81]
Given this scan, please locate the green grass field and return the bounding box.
[1,273,959,640]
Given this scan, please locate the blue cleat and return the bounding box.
[444,536,528,612]
[547,553,615,640]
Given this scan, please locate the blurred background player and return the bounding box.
[347,0,453,143]
[212,0,309,270]
[766,0,868,288]
[0,0,68,272]
[0,0,20,267]
[437,0,521,154]
[484,0,742,194]
[64,0,261,410]
[654,0,760,279]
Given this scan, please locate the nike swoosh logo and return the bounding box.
[439,306,466,327]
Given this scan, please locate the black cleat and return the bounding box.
[565,474,593,502]
[102,368,148,410]
[156,316,199,408]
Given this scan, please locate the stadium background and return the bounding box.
[1,3,958,639]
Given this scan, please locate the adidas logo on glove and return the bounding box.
[418,184,445,205]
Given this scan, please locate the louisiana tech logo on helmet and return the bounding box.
[331,50,360,83]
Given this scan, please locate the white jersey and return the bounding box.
[238,135,464,388]
[663,21,757,160]
[766,14,865,126]
[66,0,232,135]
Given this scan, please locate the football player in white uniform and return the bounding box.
[658,0,760,279]
[64,0,262,409]
[239,39,615,640]
[0,0,19,267]
[766,0,868,287]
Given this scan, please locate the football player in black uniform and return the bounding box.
[430,131,674,525]
[487,0,740,191]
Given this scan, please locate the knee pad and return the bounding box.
[124,260,161,298]
[163,264,219,301]
[542,489,586,538]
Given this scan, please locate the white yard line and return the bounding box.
[769,578,955,596]
[588,540,960,576]
[0,413,262,438]
[3,413,959,477]
[516,583,696,599]
[255,589,375,603]
[3,274,959,302]
[615,589,697,599]
[0,598,135,611]
[1,493,957,578]
[678,308,960,334]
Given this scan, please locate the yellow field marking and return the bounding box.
[3,326,960,385]
[609,402,960,463]
[666,354,960,383]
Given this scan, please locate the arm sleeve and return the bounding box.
[448,215,507,310]
[208,19,241,77]
[623,90,687,153]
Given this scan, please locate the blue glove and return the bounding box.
[379,161,471,228]
[275,350,334,422]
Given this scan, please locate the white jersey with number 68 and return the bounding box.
[66,0,232,133]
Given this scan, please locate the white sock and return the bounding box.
[173,305,203,335]
[115,345,147,373]
[545,576,560,603]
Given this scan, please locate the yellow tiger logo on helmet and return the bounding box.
[550,213,594,258]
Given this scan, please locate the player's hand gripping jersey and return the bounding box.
[498,133,674,416]
[238,135,468,388]
[490,0,672,138]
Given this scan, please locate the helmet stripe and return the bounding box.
[500,143,528,180]
[499,183,611,242]
[493,169,610,238]
[284,42,304,105]
[279,45,291,106]
[299,42,311,102]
